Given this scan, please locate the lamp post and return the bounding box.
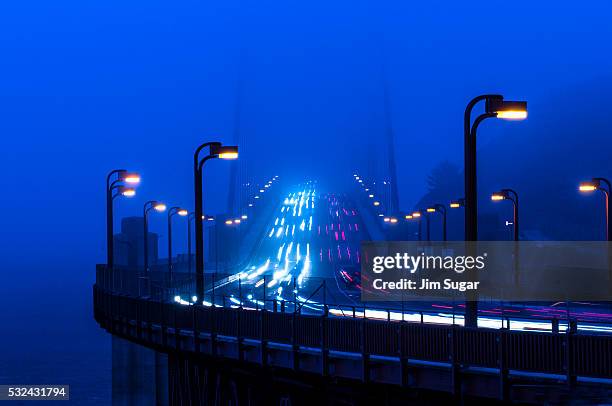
[167,207,188,281]
[404,214,413,241]
[449,198,465,209]
[491,189,520,286]
[464,95,527,327]
[448,199,465,241]
[143,200,166,275]
[579,178,612,291]
[222,217,243,269]
[423,209,432,242]
[491,189,519,241]
[579,178,612,241]
[188,212,195,275]
[203,216,218,273]
[464,96,527,242]
[427,204,448,241]
[188,213,215,275]
[194,142,238,302]
[411,211,423,241]
[106,170,140,269]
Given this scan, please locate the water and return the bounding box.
[0,268,111,404]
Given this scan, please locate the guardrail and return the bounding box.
[96,265,612,332]
[94,285,612,382]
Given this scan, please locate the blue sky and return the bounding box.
[1,0,612,276]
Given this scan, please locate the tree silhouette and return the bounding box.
[415,160,462,209]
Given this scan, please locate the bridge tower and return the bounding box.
[382,67,400,214]
[364,62,400,215]
[227,66,250,218]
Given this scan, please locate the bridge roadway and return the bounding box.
[189,181,612,334]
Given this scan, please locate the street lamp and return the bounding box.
[491,189,520,286]
[411,211,423,241]
[120,187,136,197]
[106,170,140,269]
[464,94,527,327]
[490,189,519,241]
[194,142,238,302]
[423,209,432,241]
[579,178,612,241]
[449,198,465,209]
[427,204,448,241]
[187,212,195,275]
[464,95,527,242]
[188,213,214,275]
[167,207,188,281]
[143,200,166,275]
[494,101,528,120]
[491,189,520,240]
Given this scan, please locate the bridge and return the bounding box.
[95,174,612,404]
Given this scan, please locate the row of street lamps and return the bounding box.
[384,178,609,244]
[105,142,239,301]
[404,190,513,242]
[106,96,610,327]
[106,158,282,296]
[360,94,611,327]
[105,170,141,269]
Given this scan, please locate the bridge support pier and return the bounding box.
[566,327,577,389]
[155,352,169,406]
[400,357,410,388]
[192,307,200,353]
[321,349,329,377]
[498,330,509,401]
[292,312,300,371]
[167,353,433,406]
[450,326,462,400]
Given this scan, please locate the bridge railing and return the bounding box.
[93,286,612,381]
[96,264,611,333]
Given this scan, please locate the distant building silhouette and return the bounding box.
[114,216,159,269]
[112,217,168,405]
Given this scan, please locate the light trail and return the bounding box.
[174,181,612,335]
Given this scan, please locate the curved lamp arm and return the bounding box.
[194,142,221,172]
[106,169,126,191]
[595,178,612,195]
[464,94,502,136]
